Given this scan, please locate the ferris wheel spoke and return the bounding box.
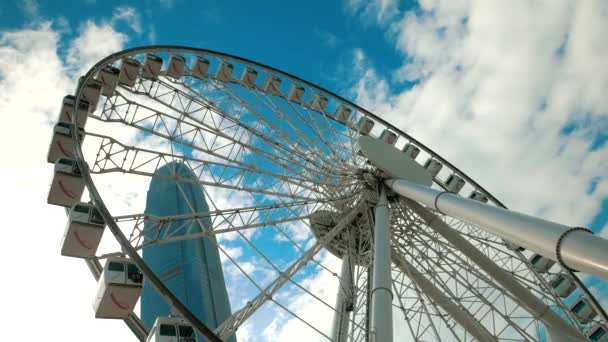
[203,75,354,174]
[400,232,539,340]
[394,199,572,310]
[86,136,336,201]
[100,90,344,187]
[440,217,567,302]
[393,249,497,341]
[289,101,356,163]
[214,241,323,339]
[100,89,346,185]
[390,266,443,341]
[87,133,338,196]
[394,198,568,315]
[60,47,603,342]
[227,82,344,163]
[242,85,353,168]
[411,207,573,310]
[214,202,366,339]
[348,265,369,342]
[170,78,354,178]
[393,268,467,342]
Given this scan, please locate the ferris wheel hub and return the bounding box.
[309,209,372,265]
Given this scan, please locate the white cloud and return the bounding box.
[66,21,128,75]
[263,250,342,341]
[0,21,135,341]
[352,0,608,228]
[112,6,143,34]
[18,0,39,17]
[345,0,400,26]
[314,28,340,49]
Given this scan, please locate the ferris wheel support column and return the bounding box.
[370,185,393,342]
[385,178,608,280]
[331,251,354,342]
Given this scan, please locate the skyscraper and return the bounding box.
[141,161,235,341]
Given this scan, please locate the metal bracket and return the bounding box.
[555,227,593,272]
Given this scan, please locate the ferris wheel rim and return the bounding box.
[70,45,605,341]
[73,44,506,207]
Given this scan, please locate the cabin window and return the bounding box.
[72,164,81,176]
[108,261,125,272]
[159,324,177,336]
[572,300,586,313]
[178,325,195,337]
[90,208,104,225]
[531,255,542,264]
[127,263,143,283]
[551,276,565,288]
[74,205,89,214]
[590,327,606,341]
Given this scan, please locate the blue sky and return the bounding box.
[0,0,607,341]
[0,0,410,97]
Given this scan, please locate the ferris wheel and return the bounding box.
[46,46,608,342]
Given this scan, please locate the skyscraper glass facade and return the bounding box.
[141,162,235,341]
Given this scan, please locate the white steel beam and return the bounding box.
[399,195,585,340]
[386,178,608,280]
[370,186,393,342]
[331,253,355,342]
[391,251,496,342]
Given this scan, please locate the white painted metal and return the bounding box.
[386,178,608,280]
[423,158,442,178]
[550,274,576,298]
[358,136,432,186]
[311,94,328,112]
[399,196,585,340]
[215,206,363,339]
[97,65,120,97]
[331,253,354,342]
[370,186,392,342]
[47,122,83,164]
[263,75,282,95]
[166,55,186,79]
[529,253,555,273]
[192,56,210,79]
[287,84,305,102]
[445,174,465,194]
[468,190,488,203]
[401,143,420,160]
[142,54,163,80]
[63,46,607,342]
[588,324,608,342]
[93,256,143,319]
[379,129,397,145]
[357,117,374,135]
[76,77,102,113]
[335,105,352,123]
[57,95,89,128]
[570,297,597,324]
[216,61,234,82]
[61,202,105,258]
[146,317,196,342]
[48,158,85,207]
[240,67,258,87]
[392,251,496,341]
[118,58,141,87]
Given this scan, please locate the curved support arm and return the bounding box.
[386,178,608,280]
